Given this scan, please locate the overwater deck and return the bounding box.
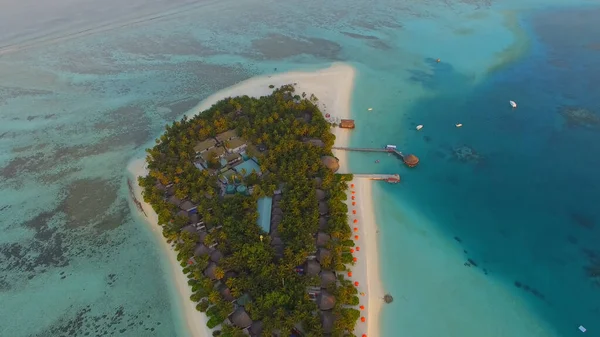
[332,146,405,159]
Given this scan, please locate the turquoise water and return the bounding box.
[1,0,599,336]
[257,197,273,233]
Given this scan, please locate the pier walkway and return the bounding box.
[353,174,400,183]
[332,146,405,159]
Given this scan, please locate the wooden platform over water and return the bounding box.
[332,146,405,159]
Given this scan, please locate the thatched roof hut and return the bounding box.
[197,230,207,243]
[230,307,253,328]
[219,285,235,302]
[210,250,223,263]
[176,210,188,218]
[318,202,329,215]
[194,244,211,256]
[313,177,322,188]
[306,260,321,276]
[320,310,335,334]
[315,189,326,201]
[304,138,325,148]
[179,200,196,211]
[203,262,217,280]
[273,194,283,202]
[224,271,237,282]
[189,213,199,225]
[403,154,420,168]
[181,225,197,234]
[320,156,340,173]
[339,119,355,129]
[316,248,331,263]
[317,290,336,310]
[167,195,182,206]
[316,232,331,248]
[319,217,328,231]
[271,207,283,216]
[319,270,336,288]
[249,320,263,337]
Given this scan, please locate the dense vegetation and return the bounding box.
[139,85,359,336]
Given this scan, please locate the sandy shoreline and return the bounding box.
[126,62,382,337]
[346,178,383,337]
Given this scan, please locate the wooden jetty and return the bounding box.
[128,178,147,217]
[353,174,400,183]
[332,146,404,159]
[332,147,419,167]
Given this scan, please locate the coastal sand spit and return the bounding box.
[127,63,382,337]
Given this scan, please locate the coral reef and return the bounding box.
[559,106,600,128]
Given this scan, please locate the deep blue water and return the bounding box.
[351,7,600,337]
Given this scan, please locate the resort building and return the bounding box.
[194,138,217,154]
[200,146,226,162]
[179,200,197,213]
[215,129,239,144]
[225,137,248,154]
[339,119,355,129]
[223,152,242,166]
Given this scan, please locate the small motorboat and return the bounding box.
[510,100,517,108]
[416,125,423,131]
[368,108,373,111]
[375,160,380,164]
[456,123,463,128]
[578,325,586,333]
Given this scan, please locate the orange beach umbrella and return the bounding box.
[353,257,358,262]
[352,202,356,206]
[353,219,358,223]
[361,317,366,322]
[360,305,365,310]
[348,271,353,277]
[355,235,359,240]
[352,210,357,214]
[356,246,360,251]
[354,281,359,286]
[351,184,355,188]
[354,227,358,232]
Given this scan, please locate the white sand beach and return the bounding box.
[346,178,383,337]
[127,62,382,337]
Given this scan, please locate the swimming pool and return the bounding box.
[256,197,272,233]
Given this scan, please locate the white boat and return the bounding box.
[416,125,423,131]
[385,145,397,150]
[456,123,463,128]
[509,100,517,108]
[367,108,373,111]
[578,326,586,333]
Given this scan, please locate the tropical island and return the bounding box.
[137,84,363,337]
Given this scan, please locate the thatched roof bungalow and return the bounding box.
[339,119,355,129]
[319,217,328,231]
[316,189,326,201]
[176,210,188,219]
[318,202,329,215]
[194,138,217,154]
[179,200,196,212]
[320,310,335,334]
[313,177,322,188]
[317,290,336,310]
[403,154,420,168]
[316,248,331,263]
[316,232,331,248]
[203,262,217,280]
[167,195,182,206]
[306,260,321,276]
[181,225,197,235]
[210,250,223,263]
[304,138,325,148]
[194,244,211,256]
[230,307,253,328]
[249,321,263,337]
[215,130,239,143]
[319,270,336,288]
[320,156,340,173]
[219,285,235,302]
